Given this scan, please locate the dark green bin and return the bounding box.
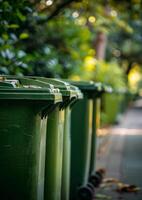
[89,84,112,178]
[0,76,62,200]
[29,77,83,200]
[66,81,111,200]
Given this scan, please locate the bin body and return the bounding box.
[0,101,46,200]
[0,77,61,200]
[61,85,82,200]
[61,106,71,200]
[90,97,101,174]
[102,92,122,125]
[44,107,65,200]
[29,77,81,200]
[65,81,105,200]
[90,85,112,175]
[70,95,93,200]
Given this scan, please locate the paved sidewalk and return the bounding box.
[96,99,142,200]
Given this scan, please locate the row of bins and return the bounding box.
[0,76,112,200]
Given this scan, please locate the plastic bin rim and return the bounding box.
[0,88,62,102]
[0,77,62,102]
[65,80,103,92]
[28,77,82,99]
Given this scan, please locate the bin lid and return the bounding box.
[69,85,83,100]
[65,80,103,95]
[67,80,113,95]
[113,88,127,94]
[0,76,62,103]
[102,84,113,93]
[29,77,83,100]
[47,79,83,100]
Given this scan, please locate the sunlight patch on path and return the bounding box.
[111,128,142,135]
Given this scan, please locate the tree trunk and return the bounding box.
[94,31,107,60]
[94,1,110,60]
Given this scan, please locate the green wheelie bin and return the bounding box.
[115,88,128,115]
[101,87,127,125]
[89,84,103,178]
[28,77,83,200]
[0,76,62,200]
[89,84,112,188]
[60,84,83,200]
[65,81,104,200]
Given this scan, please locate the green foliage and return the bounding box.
[0,0,142,92]
[0,0,34,75]
[70,59,126,89]
[0,0,92,77]
[94,61,126,89]
[101,93,124,126]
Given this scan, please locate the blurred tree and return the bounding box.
[0,0,142,91]
[0,0,34,75]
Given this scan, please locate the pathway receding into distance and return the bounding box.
[96,98,142,200]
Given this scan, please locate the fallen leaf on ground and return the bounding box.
[100,178,121,188]
[116,183,141,193]
[103,178,119,183]
[96,168,106,176]
[96,194,112,199]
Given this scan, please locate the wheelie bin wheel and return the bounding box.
[77,185,94,200]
